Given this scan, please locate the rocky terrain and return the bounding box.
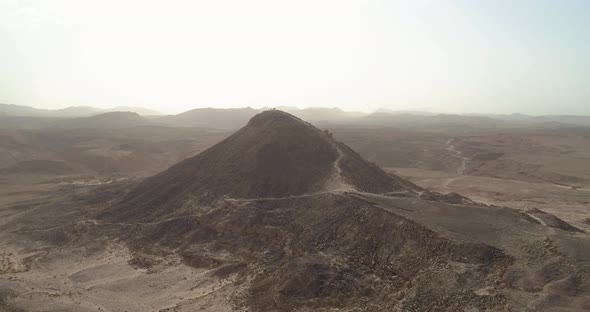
[1,110,589,311]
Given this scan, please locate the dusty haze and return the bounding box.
[1,0,590,114]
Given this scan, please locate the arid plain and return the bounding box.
[1,108,590,311]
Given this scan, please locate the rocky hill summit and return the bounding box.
[106,110,417,220]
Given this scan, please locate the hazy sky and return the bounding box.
[1,0,589,115]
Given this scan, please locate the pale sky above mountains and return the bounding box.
[1,0,589,115]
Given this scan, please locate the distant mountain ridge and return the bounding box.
[157,107,260,129]
[3,103,590,130]
[50,111,155,129]
[0,103,162,117]
[278,106,365,122]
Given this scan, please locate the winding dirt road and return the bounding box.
[445,139,469,175]
[442,139,470,188]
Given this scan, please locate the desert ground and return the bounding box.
[1,113,589,311]
[324,126,590,231]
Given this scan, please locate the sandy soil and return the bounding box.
[388,167,590,231]
[334,125,590,230]
[0,240,243,311]
[0,177,245,311]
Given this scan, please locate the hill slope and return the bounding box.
[93,107,590,310]
[107,110,414,220]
